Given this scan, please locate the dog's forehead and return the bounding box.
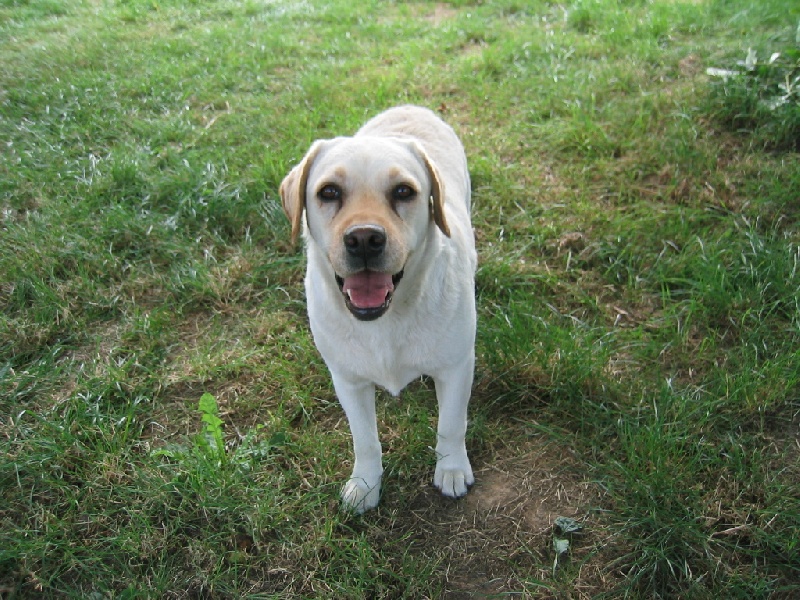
[308,136,426,186]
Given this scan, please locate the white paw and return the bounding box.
[434,458,474,498]
[341,477,381,513]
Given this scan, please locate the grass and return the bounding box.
[1,0,799,597]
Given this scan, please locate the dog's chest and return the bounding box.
[309,311,449,396]
[361,359,423,397]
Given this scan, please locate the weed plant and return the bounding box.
[1,0,799,597]
[707,43,800,150]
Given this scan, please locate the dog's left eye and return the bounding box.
[318,184,343,202]
[392,184,416,201]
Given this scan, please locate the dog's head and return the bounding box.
[280,136,449,321]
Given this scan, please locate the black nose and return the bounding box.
[344,225,386,259]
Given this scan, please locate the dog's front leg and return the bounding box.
[330,372,383,513]
[432,356,475,498]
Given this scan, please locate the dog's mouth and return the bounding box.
[335,270,404,321]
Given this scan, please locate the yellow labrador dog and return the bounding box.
[280,105,476,512]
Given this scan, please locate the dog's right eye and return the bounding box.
[318,184,342,202]
[391,184,417,202]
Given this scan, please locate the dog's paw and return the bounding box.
[341,477,381,513]
[434,460,474,499]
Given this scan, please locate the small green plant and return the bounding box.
[196,391,227,465]
[552,516,584,576]
[155,393,285,472]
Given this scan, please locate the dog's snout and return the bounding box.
[344,226,386,259]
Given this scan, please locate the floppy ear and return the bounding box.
[412,142,450,238]
[279,141,325,244]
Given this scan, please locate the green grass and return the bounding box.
[2,0,799,597]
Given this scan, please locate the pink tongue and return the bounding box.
[342,271,394,309]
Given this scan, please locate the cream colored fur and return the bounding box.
[280,106,476,512]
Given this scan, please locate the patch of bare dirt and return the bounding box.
[451,441,605,597]
[424,3,458,26]
[466,447,590,534]
[384,434,612,598]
